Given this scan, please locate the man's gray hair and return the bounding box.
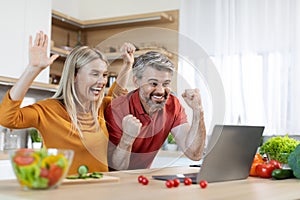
[132,51,174,79]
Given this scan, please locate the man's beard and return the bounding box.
[141,90,169,114]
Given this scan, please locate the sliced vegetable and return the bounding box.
[13,156,36,166]
[66,165,102,180]
[47,164,64,186]
[90,172,103,179]
[11,148,70,189]
[78,165,89,177]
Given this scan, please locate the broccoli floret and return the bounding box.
[288,144,300,178]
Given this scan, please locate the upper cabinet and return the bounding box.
[50,10,179,89]
[0,0,52,84]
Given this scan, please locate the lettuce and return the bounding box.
[259,135,300,163]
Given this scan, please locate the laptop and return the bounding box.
[152,125,264,183]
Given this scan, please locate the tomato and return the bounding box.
[165,180,174,188]
[47,164,63,186]
[199,180,208,189]
[183,178,192,186]
[40,168,49,178]
[141,177,149,185]
[138,175,145,183]
[13,155,35,166]
[256,163,275,178]
[137,175,148,185]
[268,160,282,169]
[173,179,180,187]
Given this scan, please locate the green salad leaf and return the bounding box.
[259,135,300,163]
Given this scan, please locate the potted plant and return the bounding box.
[166,133,178,151]
[28,128,42,149]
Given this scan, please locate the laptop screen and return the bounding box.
[152,125,264,183]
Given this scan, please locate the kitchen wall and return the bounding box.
[52,0,180,20]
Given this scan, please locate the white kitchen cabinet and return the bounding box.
[0,0,52,84]
[0,160,15,180]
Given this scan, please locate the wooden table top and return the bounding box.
[1,166,300,200]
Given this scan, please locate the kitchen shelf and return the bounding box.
[50,46,70,58]
[52,10,174,31]
[0,76,58,92]
[50,9,178,91]
[51,47,173,61]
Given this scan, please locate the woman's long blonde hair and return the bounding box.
[52,46,108,138]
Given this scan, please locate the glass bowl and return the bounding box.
[9,148,74,190]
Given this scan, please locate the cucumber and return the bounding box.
[272,169,294,180]
[78,165,89,177]
[66,175,80,179]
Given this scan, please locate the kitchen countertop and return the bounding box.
[0,149,186,161]
[0,149,198,180]
[1,166,300,200]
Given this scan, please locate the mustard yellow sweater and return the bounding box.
[0,83,126,175]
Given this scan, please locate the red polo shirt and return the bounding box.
[105,89,188,169]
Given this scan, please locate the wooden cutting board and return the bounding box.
[62,175,120,184]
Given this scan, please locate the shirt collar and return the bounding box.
[131,89,147,115]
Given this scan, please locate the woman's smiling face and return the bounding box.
[74,58,108,107]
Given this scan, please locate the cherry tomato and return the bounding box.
[39,168,49,178]
[141,177,149,185]
[183,177,192,186]
[138,175,145,183]
[268,160,282,169]
[199,180,208,189]
[47,164,63,186]
[165,180,174,188]
[13,155,35,166]
[256,163,275,178]
[173,179,180,187]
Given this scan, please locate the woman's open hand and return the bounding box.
[28,31,59,70]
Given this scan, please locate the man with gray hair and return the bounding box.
[105,51,206,170]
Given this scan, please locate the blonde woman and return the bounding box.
[0,31,135,174]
